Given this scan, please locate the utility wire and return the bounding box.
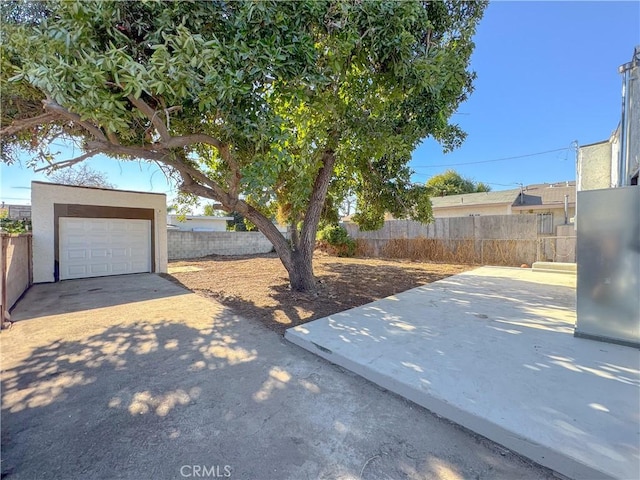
[412,146,571,169]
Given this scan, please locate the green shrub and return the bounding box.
[316,224,356,257]
[0,218,31,234]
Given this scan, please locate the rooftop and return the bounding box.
[430,181,576,209]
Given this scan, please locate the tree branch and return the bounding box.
[127,95,171,141]
[300,148,336,256]
[42,100,107,142]
[106,130,121,146]
[177,169,292,265]
[85,140,167,162]
[0,112,58,138]
[163,134,223,150]
[34,150,101,172]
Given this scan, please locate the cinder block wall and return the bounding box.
[167,231,276,259]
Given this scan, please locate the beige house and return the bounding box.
[431,181,576,234]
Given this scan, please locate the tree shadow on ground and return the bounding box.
[1,317,267,479]
[164,259,466,335]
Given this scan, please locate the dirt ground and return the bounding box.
[165,253,472,335]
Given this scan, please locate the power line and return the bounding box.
[412,146,572,169]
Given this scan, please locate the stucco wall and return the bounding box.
[1,234,32,318]
[578,141,613,190]
[433,204,512,218]
[31,182,167,283]
[168,231,274,259]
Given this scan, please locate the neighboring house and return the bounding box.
[578,46,639,190]
[31,181,167,283]
[430,181,576,234]
[0,203,32,220]
[167,214,289,235]
[167,215,233,232]
[577,134,620,190]
[574,46,639,348]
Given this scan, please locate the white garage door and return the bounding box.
[59,218,151,280]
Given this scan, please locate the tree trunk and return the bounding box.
[174,147,336,293]
[287,250,317,292]
[286,148,337,292]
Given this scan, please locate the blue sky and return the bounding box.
[2,1,639,206]
[412,1,640,187]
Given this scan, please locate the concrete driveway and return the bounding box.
[1,274,554,480]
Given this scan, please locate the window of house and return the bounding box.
[537,213,553,234]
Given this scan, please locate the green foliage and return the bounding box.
[317,224,356,257]
[243,218,259,232]
[1,0,486,288]
[203,203,227,217]
[226,212,247,232]
[426,169,492,196]
[2,0,486,224]
[475,182,491,193]
[0,217,31,233]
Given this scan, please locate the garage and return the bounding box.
[59,218,151,280]
[31,181,167,283]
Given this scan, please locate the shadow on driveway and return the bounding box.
[1,273,556,480]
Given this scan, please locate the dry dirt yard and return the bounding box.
[166,253,472,335]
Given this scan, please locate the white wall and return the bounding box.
[31,182,167,283]
[167,215,232,232]
[578,141,613,190]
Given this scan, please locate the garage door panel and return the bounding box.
[111,248,128,258]
[68,265,88,276]
[87,222,109,233]
[88,234,109,243]
[89,264,110,275]
[89,249,109,259]
[66,234,90,246]
[131,259,149,269]
[110,223,129,233]
[111,263,129,274]
[67,249,87,260]
[60,218,151,280]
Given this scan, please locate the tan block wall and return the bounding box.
[1,234,32,316]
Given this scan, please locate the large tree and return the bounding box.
[1,0,486,291]
[426,169,491,196]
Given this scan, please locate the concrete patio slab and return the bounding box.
[1,273,557,480]
[286,266,640,480]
